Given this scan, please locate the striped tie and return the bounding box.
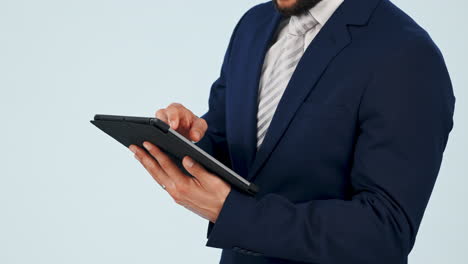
[256,13,318,149]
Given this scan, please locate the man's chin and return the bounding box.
[273,0,322,17]
[275,0,297,9]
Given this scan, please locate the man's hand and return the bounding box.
[155,103,208,142]
[129,142,231,223]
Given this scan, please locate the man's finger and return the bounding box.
[182,156,217,185]
[165,106,181,130]
[129,145,172,190]
[155,109,169,124]
[189,117,208,142]
[143,142,187,184]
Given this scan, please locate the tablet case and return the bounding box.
[91,115,258,196]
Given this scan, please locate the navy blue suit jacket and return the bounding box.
[196,0,455,263]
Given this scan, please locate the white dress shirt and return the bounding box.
[259,0,344,85]
[259,0,345,92]
[255,0,344,147]
[270,0,344,53]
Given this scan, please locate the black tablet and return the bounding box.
[91,114,258,196]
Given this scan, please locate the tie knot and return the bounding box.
[288,12,318,36]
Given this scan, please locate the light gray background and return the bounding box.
[0,0,466,263]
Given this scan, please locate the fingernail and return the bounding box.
[184,157,194,168]
[143,142,151,150]
[194,131,201,141]
[129,146,136,153]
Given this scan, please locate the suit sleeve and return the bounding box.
[205,35,455,263]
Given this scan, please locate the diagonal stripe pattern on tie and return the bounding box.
[256,12,318,149]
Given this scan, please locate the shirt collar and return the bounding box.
[308,0,344,26]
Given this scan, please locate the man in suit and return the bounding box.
[129,0,455,263]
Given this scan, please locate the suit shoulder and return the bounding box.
[356,1,452,100]
[243,1,276,17]
[367,0,443,62]
[237,1,277,26]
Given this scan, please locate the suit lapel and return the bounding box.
[246,0,380,180]
[228,0,382,179]
[230,11,282,176]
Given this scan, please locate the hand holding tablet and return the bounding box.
[91,111,258,196]
[129,140,232,223]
